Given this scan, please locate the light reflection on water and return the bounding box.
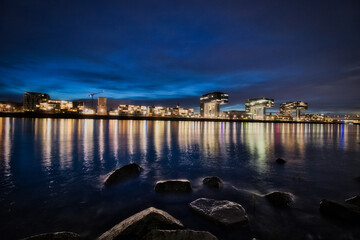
[0,118,360,239]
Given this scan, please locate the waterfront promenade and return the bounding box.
[0,112,348,124]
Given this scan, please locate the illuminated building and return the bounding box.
[200,92,228,118]
[72,101,84,113]
[39,100,84,113]
[280,101,308,120]
[115,104,194,117]
[23,92,50,111]
[118,104,148,116]
[83,108,95,115]
[225,110,248,119]
[97,97,107,115]
[245,97,274,120]
[0,101,23,112]
[178,106,194,117]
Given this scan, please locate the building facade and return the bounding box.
[97,97,107,115]
[280,101,308,120]
[23,92,51,111]
[224,110,248,119]
[110,104,194,117]
[245,97,274,120]
[200,92,228,118]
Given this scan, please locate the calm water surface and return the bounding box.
[0,118,359,239]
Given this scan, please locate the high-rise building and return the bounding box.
[200,92,228,117]
[97,97,107,115]
[245,97,274,120]
[23,92,50,111]
[280,101,308,120]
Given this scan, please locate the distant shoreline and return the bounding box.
[0,112,354,125]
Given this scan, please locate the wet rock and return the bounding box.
[203,176,222,189]
[22,232,80,240]
[155,179,192,193]
[275,158,286,164]
[319,199,360,222]
[144,229,218,240]
[265,191,294,208]
[98,207,184,240]
[189,198,248,226]
[104,163,142,186]
[345,196,360,207]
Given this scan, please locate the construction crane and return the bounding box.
[88,91,104,108]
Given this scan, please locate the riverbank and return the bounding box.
[0,112,349,125]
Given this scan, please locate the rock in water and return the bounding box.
[189,198,248,226]
[22,232,80,240]
[320,199,360,222]
[275,158,286,164]
[265,191,294,208]
[97,207,184,240]
[144,229,218,240]
[155,179,192,193]
[104,163,142,186]
[345,196,360,207]
[203,176,222,189]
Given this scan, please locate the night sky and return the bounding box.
[1,0,360,113]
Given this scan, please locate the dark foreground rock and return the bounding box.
[144,229,217,240]
[97,207,184,240]
[275,158,286,164]
[104,163,142,186]
[189,198,248,226]
[22,232,80,240]
[155,179,192,193]
[320,199,360,223]
[203,176,222,189]
[345,196,360,207]
[265,191,294,208]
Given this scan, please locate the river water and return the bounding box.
[0,118,359,239]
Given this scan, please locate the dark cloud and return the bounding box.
[0,0,360,112]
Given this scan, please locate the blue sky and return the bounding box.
[1,0,360,113]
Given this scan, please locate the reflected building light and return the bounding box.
[110,120,119,162]
[64,119,74,169]
[140,120,148,158]
[83,119,94,168]
[243,123,271,173]
[154,121,164,160]
[41,118,52,169]
[166,121,171,152]
[128,120,134,158]
[59,119,66,169]
[98,120,105,164]
[2,118,12,177]
[232,122,238,144]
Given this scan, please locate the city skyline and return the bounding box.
[1,1,360,113]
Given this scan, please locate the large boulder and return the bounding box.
[265,191,294,208]
[104,163,142,186]
[97,207,184,240]
[320,199,360,222]
[275,158,286,164]
[189,198,248,226]
[144,229,217,240]
[22,232,80,240]
[203,176,222,189]
[155,179,192,193]
[345,196,360,207]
